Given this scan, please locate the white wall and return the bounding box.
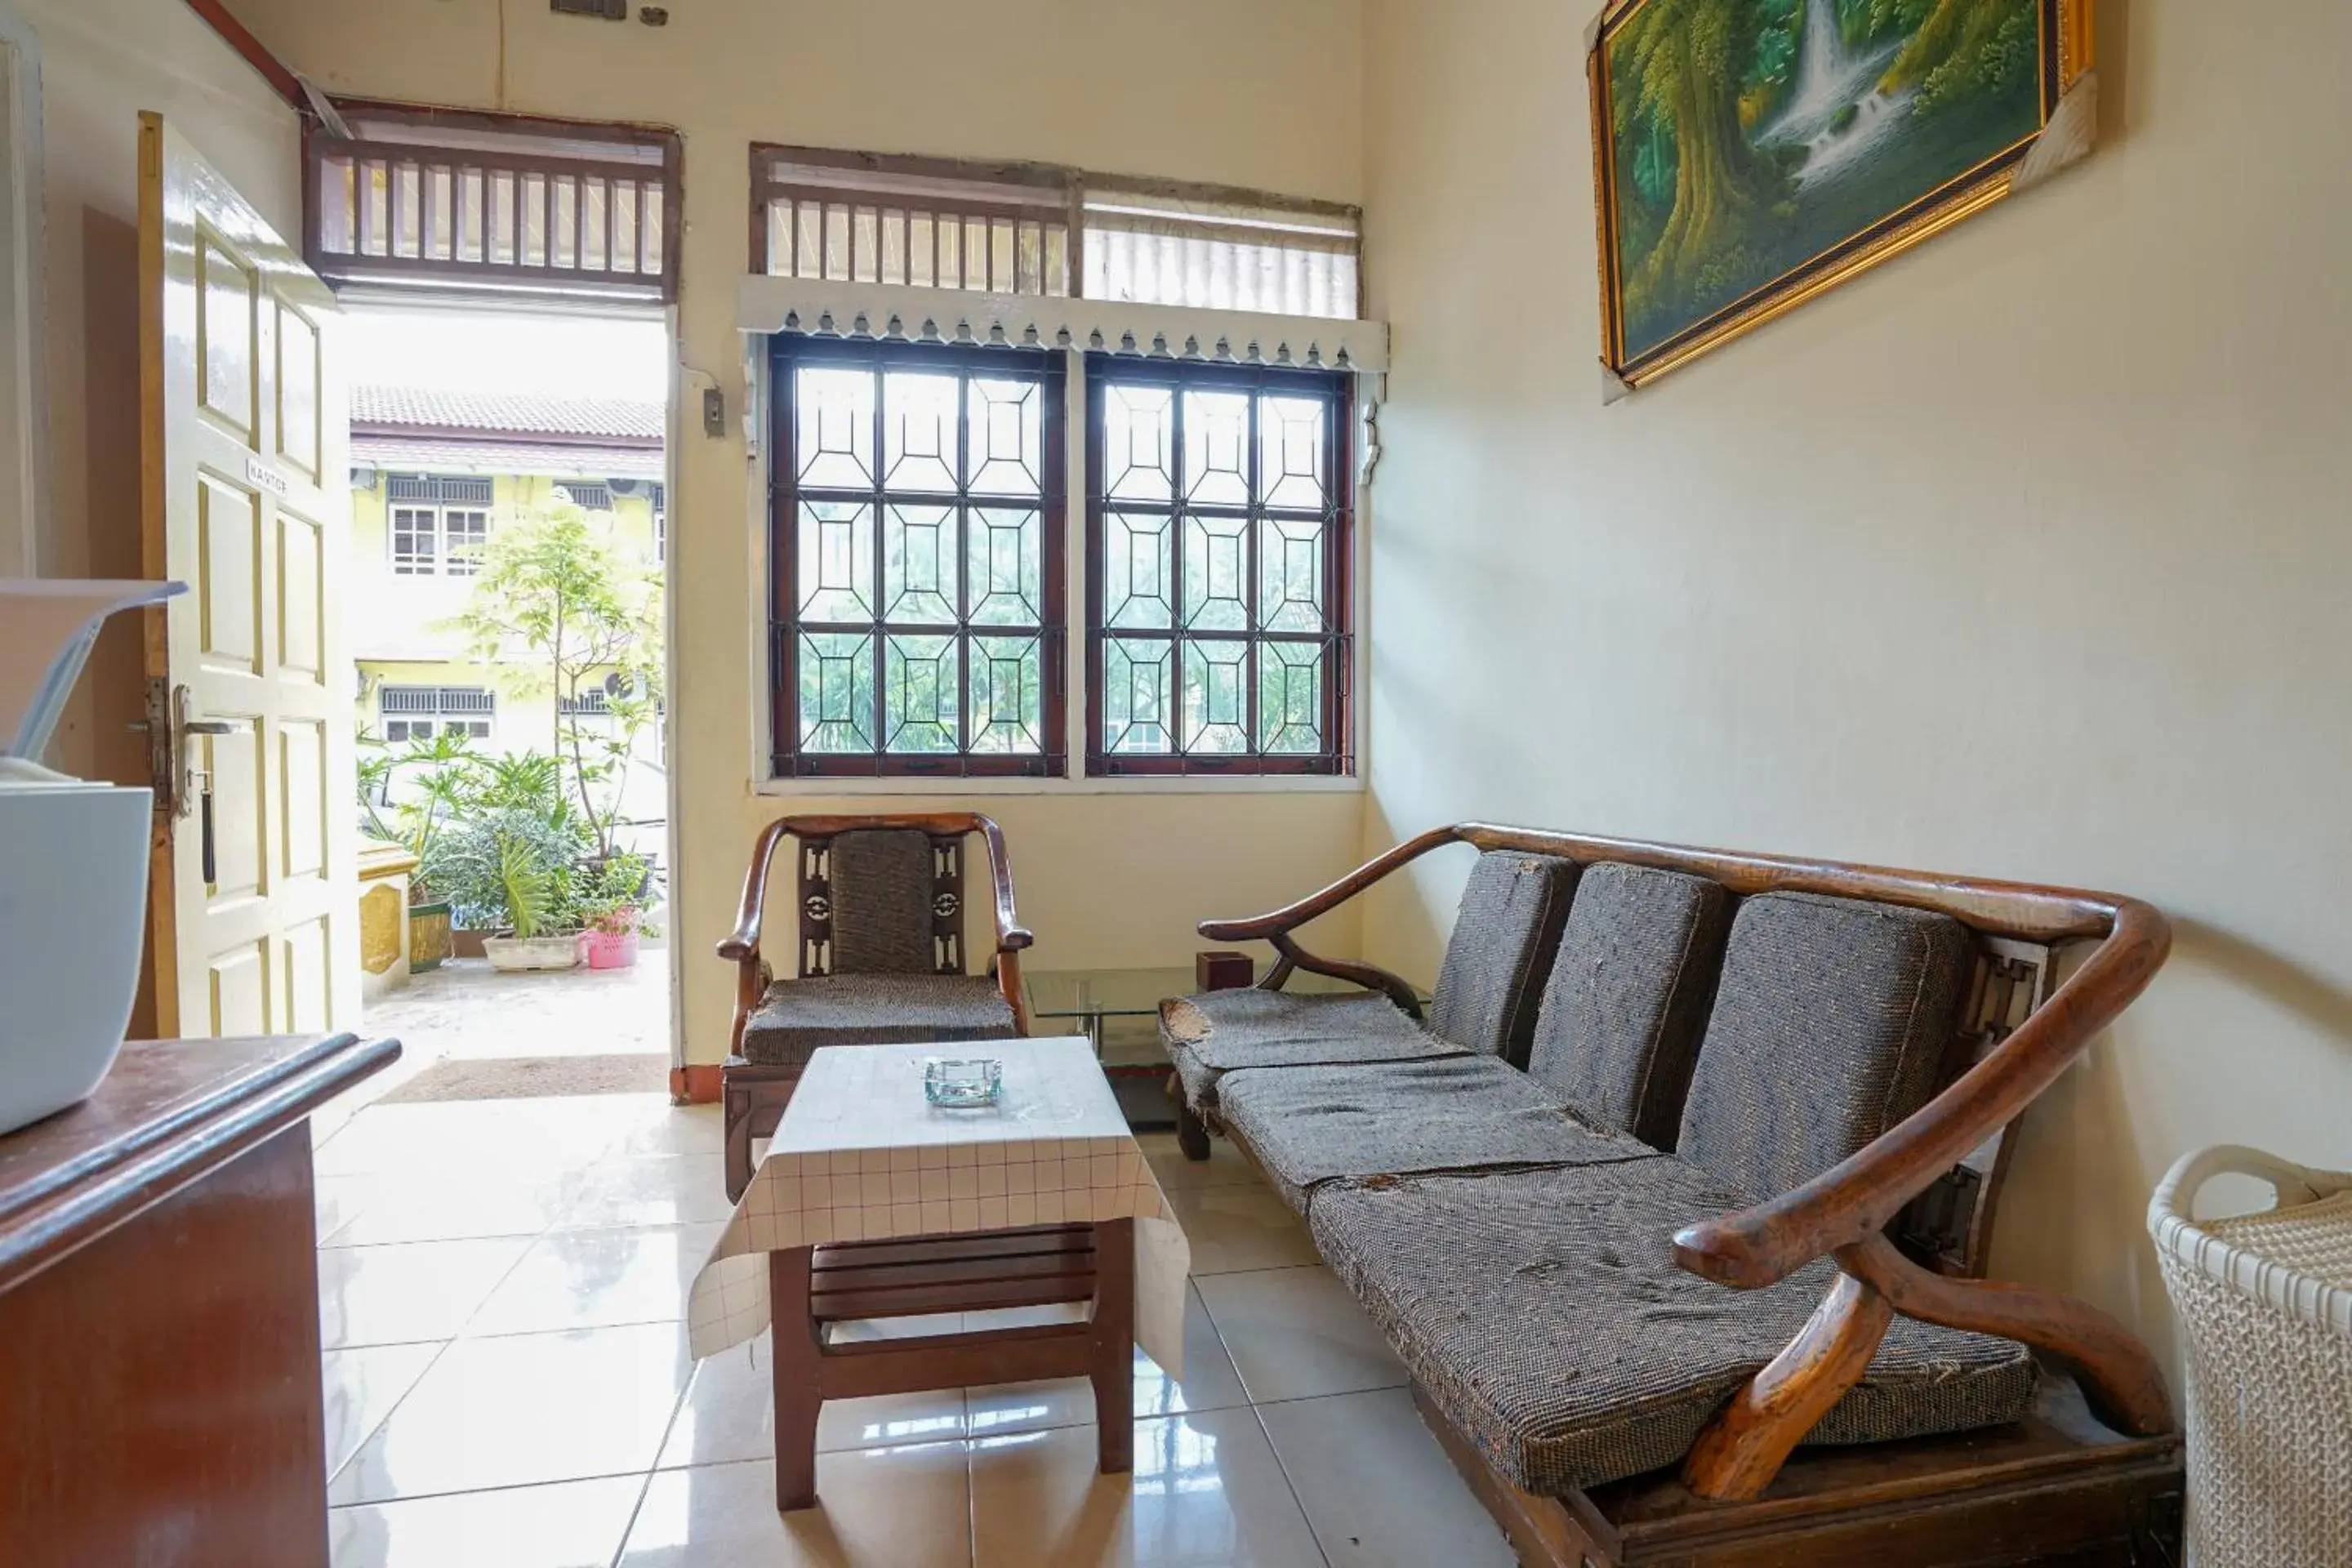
[1358,0,2352,1365]
[21,0,300,790]
[229,0,1372,1068]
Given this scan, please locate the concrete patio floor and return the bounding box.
[320,947,675,1134]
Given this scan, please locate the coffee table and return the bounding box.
[685,1037,1190,1512]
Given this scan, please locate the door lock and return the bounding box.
[168,684,247,822]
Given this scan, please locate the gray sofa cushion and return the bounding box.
[740,973,1017,1067]
[1218,1056,1653,1213]
[829,828,940,975]
[1310,1162,2038,1495]
[1158,989,1454,1115]
[1524,862,1735,1148]
[1677,893,1971,1197]
[1426,853,1581,1066]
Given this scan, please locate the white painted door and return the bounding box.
[139,112,355,1039]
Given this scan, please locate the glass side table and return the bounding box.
[1022,964,1387,1059]
[1022,963,1400,1130]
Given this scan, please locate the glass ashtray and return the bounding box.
[923,1056,1003,1108]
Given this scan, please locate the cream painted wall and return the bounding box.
[22,0,300,790]
[1357,0,2352,1365]
[228,0,1371,1067]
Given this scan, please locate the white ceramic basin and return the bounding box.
[0,779,152,1137]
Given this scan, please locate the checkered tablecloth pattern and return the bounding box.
[687,1040,1189,1373]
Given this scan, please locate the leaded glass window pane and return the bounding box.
[1087,357,1351,775]
[771,336,1064,777]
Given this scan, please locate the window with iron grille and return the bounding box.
[1085,355,1352,775]
[767,334,1066,777]
[380,685,494,743]
[558,481,614,512]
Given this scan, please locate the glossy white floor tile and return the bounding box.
[969,1410,1327,1568]
[318,1236,534,1350]
[464,1222,726,1337]
[331,1322,693,1504]
[1137,1132,1261,1192]
[555,1152,737,1231]
[321,1343,443,1481]
[1257,1388,1516,1568]
[964,1282,1251,1440]
[321,1175,577,1249]
[327,1474,647,1568]
[621,1447,973,1567]
[659,1333,968,1468]
[1163,1183,1321,1275]
[1196,1267,1407,1404]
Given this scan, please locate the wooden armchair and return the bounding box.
[718,813,1031,1200]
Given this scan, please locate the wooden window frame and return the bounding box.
[1084,355,1355,777]
[766,333,1069,780]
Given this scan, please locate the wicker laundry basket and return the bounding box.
[2149,1145,2352,1568]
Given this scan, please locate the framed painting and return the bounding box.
[1589,0,2094,390]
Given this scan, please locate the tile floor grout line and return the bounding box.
[1243,1398,1339,1568]
[329,1461,662,1512]
[323,1334,459,1492]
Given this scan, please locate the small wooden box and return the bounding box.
[1195,951,1254,991]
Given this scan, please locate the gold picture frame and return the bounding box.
[1590,0,2094,393]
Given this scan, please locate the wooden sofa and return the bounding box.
[1160,824,2184,1567]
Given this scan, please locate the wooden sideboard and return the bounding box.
[0,1034,399,1568]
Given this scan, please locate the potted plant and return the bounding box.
[585,905,643,969]
[358,728,483,965]
[572,850,657,970]
[420,805,587,971]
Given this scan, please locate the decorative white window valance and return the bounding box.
[735,274,1389,376]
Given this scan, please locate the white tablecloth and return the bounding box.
[688,1038,1190,1374]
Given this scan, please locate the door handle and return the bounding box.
[169,684,249,821]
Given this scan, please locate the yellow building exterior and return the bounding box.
[348,387,667,842]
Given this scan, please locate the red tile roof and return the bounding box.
[352,385,664,443]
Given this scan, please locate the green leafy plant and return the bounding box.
[447,501,663,861]
[419,806,585,935]
[355,725,490,902]
[497,836,556,941]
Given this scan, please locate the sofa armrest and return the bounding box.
[1673,898,2171,1290]
[1197,825,1467,942]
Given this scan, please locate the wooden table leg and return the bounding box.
[1091,1218,1135,1475]
[769,1247,822,1511]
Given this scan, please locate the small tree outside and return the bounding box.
[448,500,664,862]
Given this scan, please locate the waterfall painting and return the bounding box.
[1591,0,2090,385]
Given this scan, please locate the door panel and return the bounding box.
[197,474,263,673]
[278,510,323,678]
[209,942,269,1037]
[141,114,356,1039]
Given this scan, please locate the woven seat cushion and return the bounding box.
[1524,862,1735,1149]
[1677,892,1971,1197]
[1311,1161,2038,1495]
[739,973,1017,1068]
[1158,988,1455,1115]
[1425,852,1581,1064]
[1218,1056,1653,1214]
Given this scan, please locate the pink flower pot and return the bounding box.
[586,928,639,969]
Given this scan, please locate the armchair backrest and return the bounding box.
[795,825,969,978]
